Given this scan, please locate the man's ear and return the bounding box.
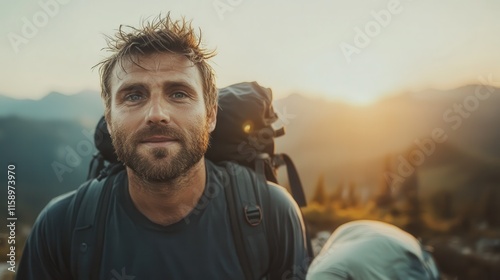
[208,106,217,132]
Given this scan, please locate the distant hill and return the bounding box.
[274,85,500,196]
[392,140,500,198]
[0,90,103,127]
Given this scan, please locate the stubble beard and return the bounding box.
[110,118,210,184]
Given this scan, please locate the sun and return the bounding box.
[343,93,380,106]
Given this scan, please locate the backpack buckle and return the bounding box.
[244,205,262,226]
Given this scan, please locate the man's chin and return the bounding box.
[137,145,176,160]
[127,159,179,182]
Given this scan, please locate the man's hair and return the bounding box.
[95,13,217,119]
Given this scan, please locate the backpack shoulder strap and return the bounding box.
[222,162,271,280]
[69,164,123,279]
[274,153,307,207]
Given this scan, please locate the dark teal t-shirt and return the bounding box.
[17,160,309,280]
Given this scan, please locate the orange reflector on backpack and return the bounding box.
[242,122,252,134]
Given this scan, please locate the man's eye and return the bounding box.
[125,93,144,102]
[172,92,187,99]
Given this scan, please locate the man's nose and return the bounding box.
[145,98,171,125]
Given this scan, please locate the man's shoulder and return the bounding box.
[25,188,80,251]
[36,189,78,226]
[39,171,127,223]
[265,181,300,210]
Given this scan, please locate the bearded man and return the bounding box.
[17,13,308,280]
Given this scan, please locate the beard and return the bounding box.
[110,118,210,183]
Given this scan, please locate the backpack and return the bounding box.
[75,81,312,279]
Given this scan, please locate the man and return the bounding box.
[17,14,308,279]
[306,220,439,280]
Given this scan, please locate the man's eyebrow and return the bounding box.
[163,81,198,91]
[116,83,149,96]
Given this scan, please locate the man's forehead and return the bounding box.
[110,53,201,85]
[113,53,197,74]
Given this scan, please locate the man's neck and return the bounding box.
[126,159,207,226]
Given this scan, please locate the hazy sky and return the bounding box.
[1,0,500,104]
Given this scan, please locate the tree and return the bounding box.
[330,182,344,205]
[346,181,359,208]
[399,168,421,235]
[479,185,500,227]
[376,155,394,208]
[430,189,454,220]
[311,174,328,206]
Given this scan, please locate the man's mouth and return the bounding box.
[140,136,179,147]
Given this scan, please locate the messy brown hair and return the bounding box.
[95,13,217,120]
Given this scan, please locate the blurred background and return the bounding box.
[1,0,499,279]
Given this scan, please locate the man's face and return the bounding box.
[107,52,216,183]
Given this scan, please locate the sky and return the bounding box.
[1,0,500,105]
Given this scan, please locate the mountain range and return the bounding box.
[1,84,499,226]
[0,90,104,127]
